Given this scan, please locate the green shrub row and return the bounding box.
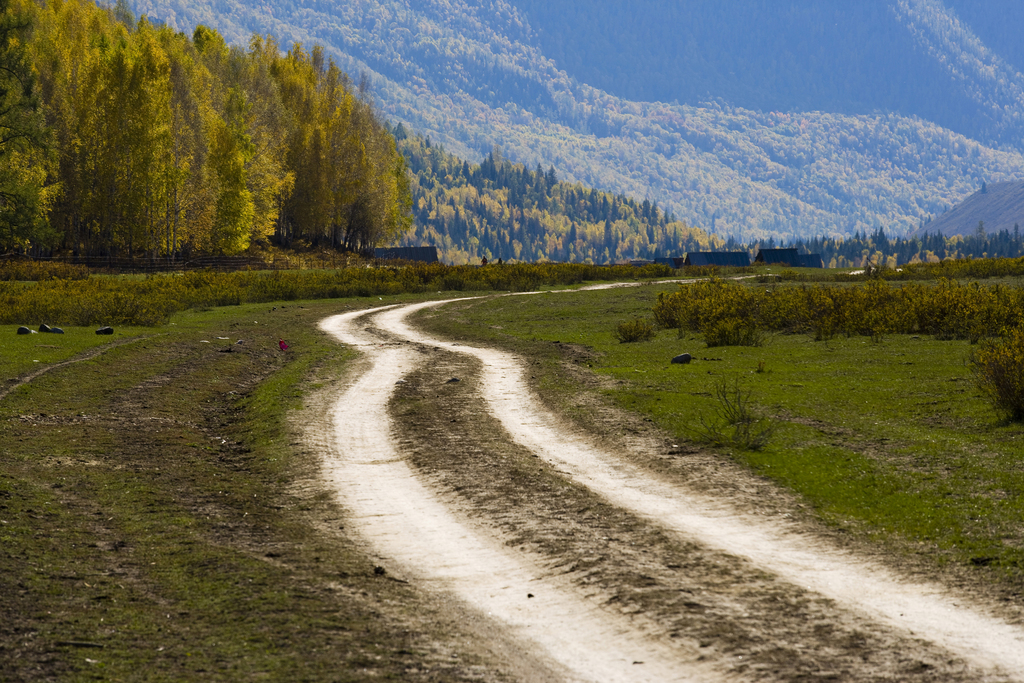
[758,256,1024,284]
[0,262,672,327]
[654,277,1024,343]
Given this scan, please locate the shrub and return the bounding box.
[0,259,89,281]
[703,319,765,347]
[653,277,1024,343]
[615,318,656,343]
[689,380,775,450]
[971,327,1024,421]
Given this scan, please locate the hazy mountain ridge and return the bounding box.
[892,0,1024,146]
[129,0,1024,241]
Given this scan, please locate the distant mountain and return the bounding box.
[910,181,1024,238]
[513,0,1024,150]
[129,0,1024,242]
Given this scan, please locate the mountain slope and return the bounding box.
[511,0,1024,150]
[128,0,1024,242]
[910,181,1024,238]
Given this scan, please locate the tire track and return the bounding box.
[374,299,1024,681]
[318,307,722,683]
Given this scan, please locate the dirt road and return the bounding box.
[316,299,1024,682]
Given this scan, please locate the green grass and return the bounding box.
[1,325,154,381]
[414,285,1024,582]
[0,295,506,681]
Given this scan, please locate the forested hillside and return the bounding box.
[512,0,1024,150]
[127,0,1024,242]
[397,127,1024,267]
[394,127,719,264]
[1,0,409,257]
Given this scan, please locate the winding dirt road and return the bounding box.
[316,298,1024,682]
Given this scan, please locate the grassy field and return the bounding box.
[0,292,523,681]
[414,283,1024,588]
[5,263,1024,679]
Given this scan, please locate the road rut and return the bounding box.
[318,299,1024,682]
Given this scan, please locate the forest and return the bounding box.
[393,128,720,264]
[394,128,1024,266]
[6,0,1024,267]
[787,225,1024,269]
[0,0,410,258]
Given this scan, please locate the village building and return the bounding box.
[373,246,440,263]
[754,248,823,268]
[683,251,752,267]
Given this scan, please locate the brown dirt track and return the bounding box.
[311,300,1024,682]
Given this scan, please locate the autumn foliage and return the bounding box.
[653,276,1024,344]
[5,0,410,258]
[971,328,1024,421]
[0,261,672,327]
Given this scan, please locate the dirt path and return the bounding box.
[318,308,718,682]
[319,299,1024,682]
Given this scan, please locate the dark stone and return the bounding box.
[16,326,33,335]
[50,327,64,334]
[671,353,693,364]
[445,377,461,384]
[39,324,51,333]
[95,326,114,335]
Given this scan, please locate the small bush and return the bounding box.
[689,380,775,450]
[704,319,766,347]
[971,327,1024,421]
[615,318,656,343]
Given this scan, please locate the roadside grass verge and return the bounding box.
[413,286,1024,588]
[0,295,509,681]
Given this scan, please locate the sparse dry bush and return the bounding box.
[689,380,775,450]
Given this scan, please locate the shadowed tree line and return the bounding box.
[784,224,1024,269]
